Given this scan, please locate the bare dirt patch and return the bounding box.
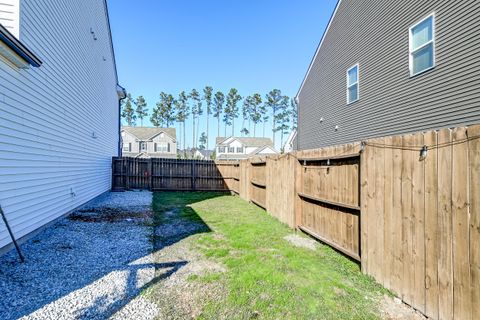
[379,295,427,320]
[284,234,318,251]
[68,207,151,223]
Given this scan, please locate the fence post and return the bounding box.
[191,160,196,190]
[149,159,153,191]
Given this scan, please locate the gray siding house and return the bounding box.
[296,0,480,150]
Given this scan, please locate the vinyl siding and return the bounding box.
[0,0,119,250]
[297,0,480,150]
[0,0,19,38]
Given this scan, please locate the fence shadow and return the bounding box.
[0,191,228,320]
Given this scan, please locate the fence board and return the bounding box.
[424,130,439,319]
[383,136,394,291]
[452,127,471,320]
[437,128,454,320]
[468,124,480,319]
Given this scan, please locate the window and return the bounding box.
[218,147,226,153]
[236,147,244,153]
[140,142,147,151]
[409,14,435,76]
[228,147,235,153]
[123,143,131,152]
[347,64,359,104]
[155,143,168,152]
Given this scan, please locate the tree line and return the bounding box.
[121,87,298,150]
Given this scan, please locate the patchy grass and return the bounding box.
[151,192,387,319]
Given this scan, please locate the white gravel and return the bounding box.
[0,191,154,320]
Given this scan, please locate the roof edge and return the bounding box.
[296,0,342,99]
[0,24,42,67]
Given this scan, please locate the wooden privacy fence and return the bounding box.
[110,123,480,320]
[111,157,238,191]
[232,124,479,320]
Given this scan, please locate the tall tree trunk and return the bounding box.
[272,115,276,146]
[217,116,220,138]
[224,123,227,137]
[206,112,209,150]
[280,132,284,153]
[183,120,186,152]
[241,118,245,136]
[232,120,235,137]
[192,116,196,149]
[196,116,200,149]
[253,123,256,137]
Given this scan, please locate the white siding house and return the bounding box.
[0,0,123,253]
[215,137,278,160]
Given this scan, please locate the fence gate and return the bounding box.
[297,153,361,261]
[112,157,231,192]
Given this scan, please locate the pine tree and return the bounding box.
[250,93,262,137]
[134,96,148,126]
[265,89,285,146]
[290,98,298,130]
[121,93,136,126]
[203,86,213,150]
[189,89,201,148]
[224,88,242,137]
[241,96,253,136]
[175,91,189,151]
[199,132,207,150]
[213,91,225,138]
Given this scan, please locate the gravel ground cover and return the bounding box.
[0,191,154,320]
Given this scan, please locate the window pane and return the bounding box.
[348,84,358,103]
[412,17,432,50]
[348,66,358,85]
[412,43,434,74]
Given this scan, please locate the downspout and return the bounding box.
[117,85,127,157]
[0,204,24,262]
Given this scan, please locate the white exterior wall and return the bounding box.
[150,134,176,155]
[0,0,119,250]
[0,0,19,38]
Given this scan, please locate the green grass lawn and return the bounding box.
[151,192,388,319]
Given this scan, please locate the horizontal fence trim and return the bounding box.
[250,179,267,188]
[298,192,361,211]
[298,225,361,262]
[250,198,266,209]
[297,153,360,162]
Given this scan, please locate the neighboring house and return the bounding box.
[121,127,177,159]
[0,1,123,253]
[177,148,214,160]
[193,149,215,160]
[296,0,480,150]
[215,137,278,160]
[283,129,297,153]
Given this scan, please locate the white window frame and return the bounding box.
[409,13,436,77]
[346,64,359,104]
[122,143,130,152]
[140,142,147,152]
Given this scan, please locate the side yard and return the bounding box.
[0,191,422,319]
[137,192,422,319]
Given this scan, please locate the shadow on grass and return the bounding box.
[0,191,229,320]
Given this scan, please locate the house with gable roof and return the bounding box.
[121,127,177,158]
[215,137,278,160]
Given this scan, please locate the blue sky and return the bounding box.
[108,0,337,149]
